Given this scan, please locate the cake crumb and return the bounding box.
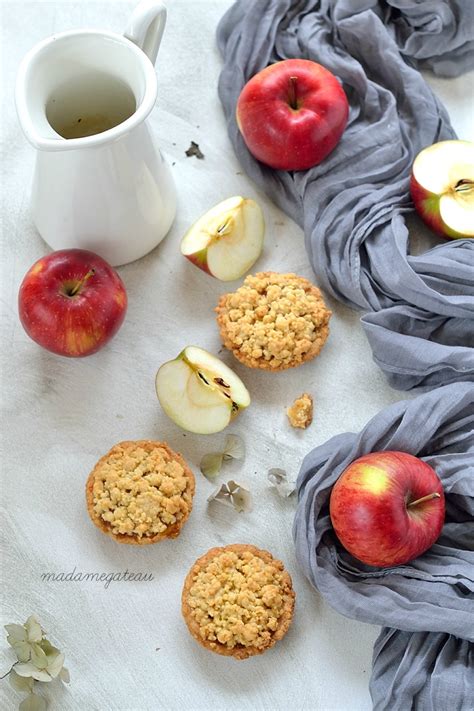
[287,393,313,429]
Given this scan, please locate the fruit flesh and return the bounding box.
[155,346,250,434]
[181,197,264,281]
[411,140,474,238]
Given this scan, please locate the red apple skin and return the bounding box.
[236,58,349,171]
[410,173,460,239]
[184,247,213,277]
[329,451,445,568]
[18,249,127,357]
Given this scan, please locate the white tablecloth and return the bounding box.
[1,2,473,709]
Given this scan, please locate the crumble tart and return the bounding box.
[86,440,195,545]
[181,544,295,659]
[216,272,331,370]
[287,393,313,429]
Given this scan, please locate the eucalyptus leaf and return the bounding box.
[59,667,70,684]
[222,434,245,461]
[15,663,51,682]
[19,693,47,711]
[199,452,223,479]
[9,669,34,693]
[46,652,64,679]
[25,617,42,644]
[5,624,27,644]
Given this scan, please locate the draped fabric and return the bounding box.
[292,382,474,709]
[216,0,474,391]
[217,3,474,706]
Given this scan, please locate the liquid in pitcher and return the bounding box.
[46,71,137,139]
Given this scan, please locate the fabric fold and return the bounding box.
[292,382,473,708]
[217,0,474,391]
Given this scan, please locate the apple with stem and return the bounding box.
[181,196,265,281]
[236,58,349,171]
[155,346,250,434]
[18,249,127,357]
[410,140,474,239]
[329,451,445,568]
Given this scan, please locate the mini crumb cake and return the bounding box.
[181,544,295,659]
[287,393,313,429]
[216,272,331,370]
[86,440,195,545]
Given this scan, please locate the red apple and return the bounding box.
[410,140,474,239]
[18,249,127,357]
[236,58,349,171]
[329,451,445,568]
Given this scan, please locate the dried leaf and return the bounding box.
[25,616,42,644]
[9,669,34,693]
[5,624,27,644]
[12,641,32,662]
[19,693,47,711]
[38,640,58,657]
[30,643,48,670]
[208,480,252,513]
[200,452,223,480]
[46,651,64,679]
[185,141,204,159]
[59,667,70,684]
[268,468,296,498]
[222,434,245,461]
[15,663,51,683]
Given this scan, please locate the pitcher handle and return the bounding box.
[124,0,167,65]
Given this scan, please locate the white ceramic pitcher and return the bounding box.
[15,0,176,266]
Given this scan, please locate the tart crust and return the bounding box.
[216,272,331,371]
[85,440,195,545]
[287,393,313,429]
[181,544,295,659]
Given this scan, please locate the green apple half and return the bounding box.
[410,140,474,239]
[155,346,250,434]
[180,196,265,281]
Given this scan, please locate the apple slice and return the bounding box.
[155,346,250,434]
[180,196,265,281]
[410,140,474,239]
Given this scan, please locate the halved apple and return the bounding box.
[410,140,474,239]
[180,196,265,280]
[155,346,250,434]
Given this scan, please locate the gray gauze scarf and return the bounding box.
[293,381,474,710]
[217,0,474,391]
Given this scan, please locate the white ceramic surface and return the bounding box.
[1,2,473,710]
[15,1,176,266]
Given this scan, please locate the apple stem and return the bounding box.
[407,492,441,508]
[454,179,474,194]
[288,76,298,110]
[69,269,95,296]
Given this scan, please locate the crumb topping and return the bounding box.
[287,393,313,429]
[91,442,193,539]
[187,548,291,650]
[216,272,331,369]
